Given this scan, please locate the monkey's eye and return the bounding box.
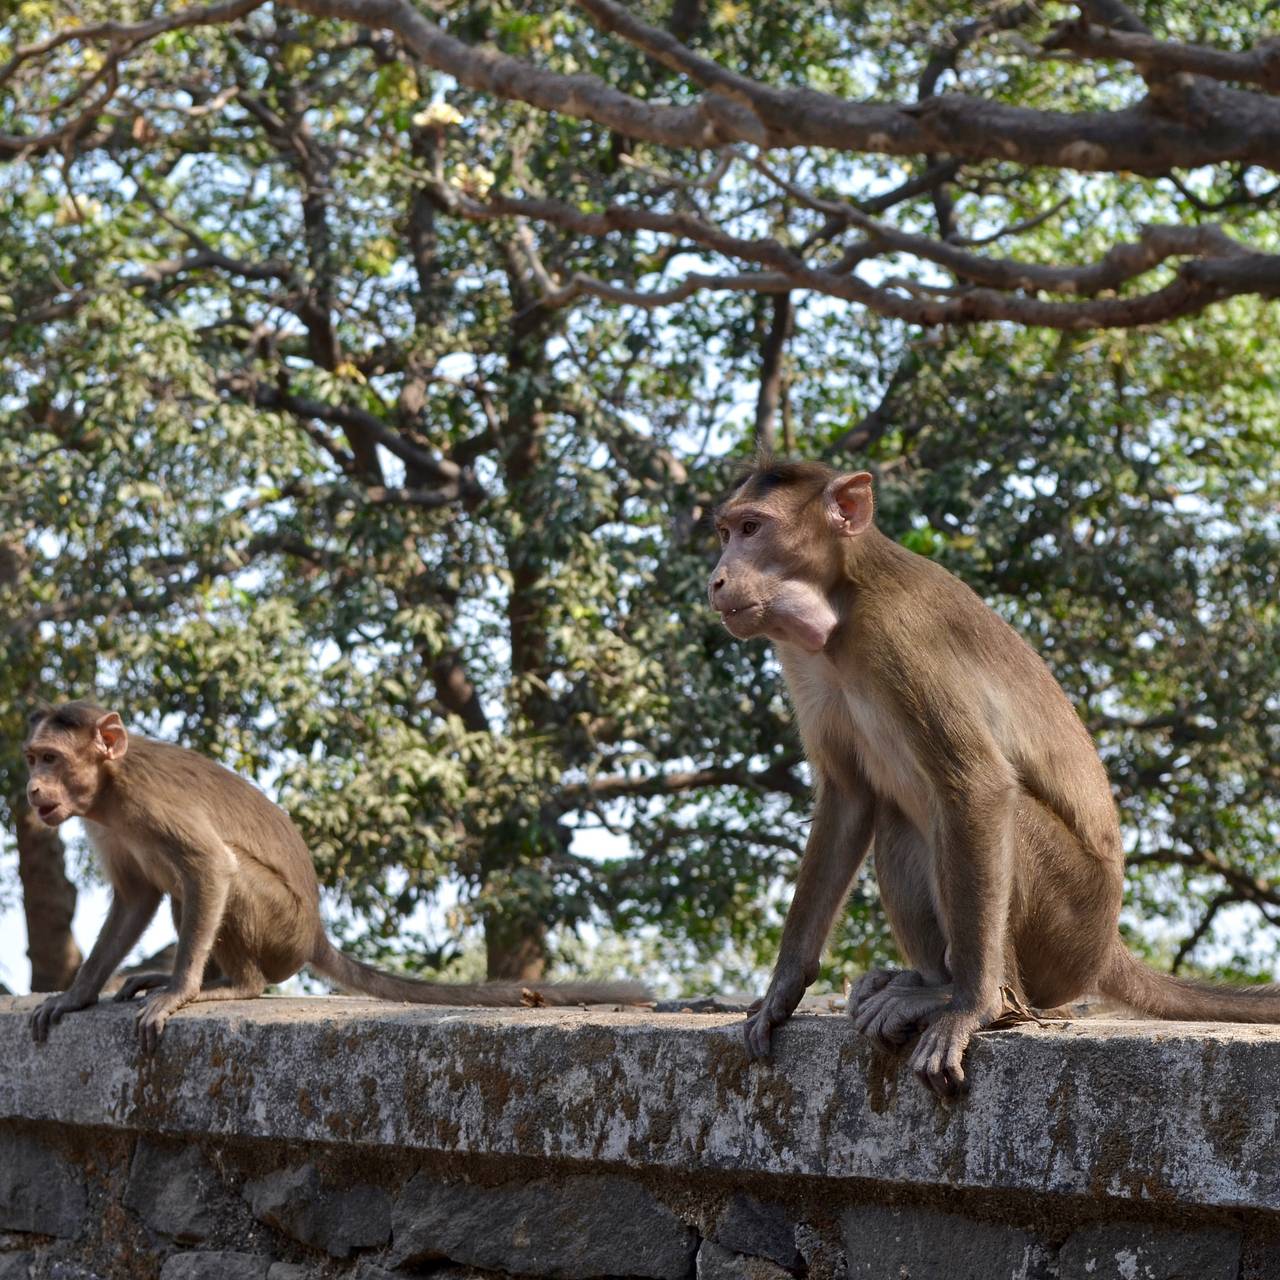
[717,526,729,544]
[741,520,760,537]
[42,753,57,765]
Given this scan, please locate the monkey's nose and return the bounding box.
[708,575,726,608]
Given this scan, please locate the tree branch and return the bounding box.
[430,182,1280,329]
[1047,21,1280,92]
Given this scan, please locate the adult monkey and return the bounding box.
[709,458,1280,1096]
[23,702,648,1049]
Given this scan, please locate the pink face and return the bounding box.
[24,713,127,826]
[707,472,874,654]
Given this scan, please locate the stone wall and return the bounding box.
[0,997,1276,1279]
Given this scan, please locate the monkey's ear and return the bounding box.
[825,472,874,537]
[94,712,129,761]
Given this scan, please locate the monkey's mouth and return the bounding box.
[719,602,764,637]
[35,804,64,826]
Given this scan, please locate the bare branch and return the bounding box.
[430,182,1280,330]
[1128,847,1280,912]
[1170,892,1235,974]
[285,0,762,148]
[1047,21,1280,92]
[224,377,475,495]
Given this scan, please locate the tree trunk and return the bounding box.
[15,803,81,991]
[754,292,792,452]
[484,917,547,982]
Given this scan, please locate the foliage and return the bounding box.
[0,1,1276,992]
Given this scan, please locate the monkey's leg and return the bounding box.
[31,883,162,1042]
[179,958,268,1004]
[907,778,1016,1097]
[848,806,951,1049]
[745,779,875,1060]
[872,804,951,982]
[135,860,232,1052]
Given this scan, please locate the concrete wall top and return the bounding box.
[2,997,1277,1214]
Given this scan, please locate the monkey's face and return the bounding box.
[709,499,842,653]
[24,726,110,825]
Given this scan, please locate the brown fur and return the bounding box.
[24,702,649,1049]
[710,459,1280,1095]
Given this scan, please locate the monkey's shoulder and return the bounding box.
[852,554,1043,675]
[120,739,310,853]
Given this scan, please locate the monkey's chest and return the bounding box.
[85,822,180,896]
[782,652,930,831]
[837,688,930,828]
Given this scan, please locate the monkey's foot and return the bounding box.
[846,967,911,1016]
[114,972,171,1002]
[908,1005,996,1097]
[851,978,953,1053]
[135,987,193,1053]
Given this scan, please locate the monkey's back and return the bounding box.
[120,737,322,910]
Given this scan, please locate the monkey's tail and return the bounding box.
[1099,940,1280,1022]
[309,937,652,1008]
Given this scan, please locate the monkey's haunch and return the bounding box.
[310,938,651,1008]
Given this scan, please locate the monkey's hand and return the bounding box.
[29,990,96,1043]
[135,986,193,1053]
[908,1003,996,1097]
[744,967,808,1061]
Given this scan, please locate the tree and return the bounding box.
[8,2,1280,324]
[0,2,1276,992]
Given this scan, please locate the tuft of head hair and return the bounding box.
[722,454,838,509]
[25,699,113,744]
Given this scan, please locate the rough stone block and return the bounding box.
[265,1265,321,1280]
[0,1254,32,1280]
[1058,1223,1240,1280]
[391,1173,697,1278]
[1242,1233,1280,1280]
[0,1130,87,1239]
[245,1163,390,1258]
[124,1141,223,1243]
[842,1205,1051,1280]
[697,1241,794,1280]
[711,1194,800,1270]
[159,1252,270,1280]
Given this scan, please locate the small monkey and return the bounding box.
[709,458,1280,1096]
[23,702,648,1049]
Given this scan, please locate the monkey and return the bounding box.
[22,702,649,1050]
[708,457,1280,1096]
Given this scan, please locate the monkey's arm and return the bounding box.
[744,775,875,1060]
[132,833,234,1051]
[30,881,162,1042]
